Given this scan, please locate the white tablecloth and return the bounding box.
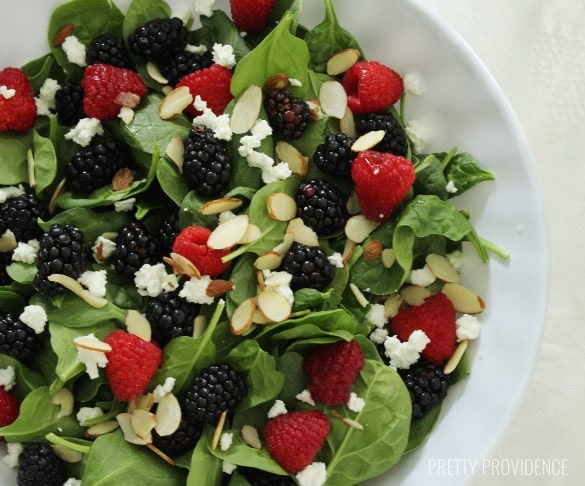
[423,1,585,484]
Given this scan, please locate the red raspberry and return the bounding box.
[303,340,364,405]
[229,0,275,34]
[172,225,230,277]
[351,150,415,222]
[0,67,37,132]
[81,63,147,120]
[264,410,329,474]
[176,64,233,117]
[341,60,404,115]
[391,293,457,365]
[0,387,19,439]
[104,330,163,401]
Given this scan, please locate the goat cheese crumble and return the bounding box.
[456,314,483,341]
[0,365,16,391]
[405,119,430,153]
[35,78,60,116]
[296,389,316,406]
[153,377,176,401]
[212,43,236,69]
[114,198,136,213]
[296,462,327,486]
[179,275,214,305]
[192,95,233,141]
[0,184,25,203]
[194,0,215,17]
[77,406,104,426]
[383,330,430,369]
[12,239,39,264]
[19,305,48,334]
[74,334,110,379]
[347,392,365,413]
[78,270,108,298]
[407,264,436,287]
[220,432,233,451]
[62,35,87,67]
[2,442,23,468]
[134,263,178,297]
[267,399,287,418]
[65,117,104,147]
[92,235,116,262]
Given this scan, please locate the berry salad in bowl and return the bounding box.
[0,0,534,485]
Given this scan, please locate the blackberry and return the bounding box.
[0,191,48,242]
[264,89,311,140]
[34,224,87,298]
[313,133,357,177]
[54,82,85,126]
[0,251,12,286]
[128,17,188,62]
[239,467,295,486]
[65,135,130,194]
[152,418,203,458]
[295,179,346,236]
[399,360,450,419]
[183,127,233,198]
[111,222,159,280]
[158,50,213,86]
[0,313,43,361]
[355,113,408,156]
[17,442,67,486]
[280,242,335,291]
[86,34,133,69]
[182,363,247,424]
[144,288,200,346]
[155,211,180,257]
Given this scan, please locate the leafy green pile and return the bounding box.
[0,0,504,484]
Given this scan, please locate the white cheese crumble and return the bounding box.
[212,43,236,69]
[407,264,436,287]
[0,85,16,99]
[296,389,315,406]
[366,303,386,328]
[35,78,61,116]
[347,392,365,413]
[63,479,82,486]
[65,117,104,147]
[327,252,344,269]
[2,442,23,468]
[220,432,233,451]
[403,72,423,96]
[369,327,388,345]
[62,35,87,67]
[446,180,458,194]
[456,314,483,341]
[179,275,214,305]
[78,270,107,298]
[383,330,430,369]
[405,119,430,154]
[19,305,48,334]
[267,399,287,418]
[192,95,233,141]
[134,263,178,297]
[92,235,116,262]
[296,462,327,486]
[12,239,39,264]
[114,198,136,213]
[447,250,465,271]
[195,0,216,17]
[0,365,16,391]
[263,270,294,306]
[74,334,110,379]
[76,406,104,426]
[153,377,176,401]
[222,461,237,475]
[0,184,25,203]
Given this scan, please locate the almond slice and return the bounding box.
[341,239,357,264]
[165,136,184,172]
[381,249,396,268]
[230,84,263,134]
[340,107,356,137]
[345,215,380,243]
[84,419,119,438]
[306,99,323,121]
[48,273,108,308]
[400,285,432,306]
[273,232,294,256]
[201,197,243,216]
[146,61,169,85]
[383,293,403,318]
[351,130,385,152]
[443,339,469,375]
[275,141,309,178]
[118,106,135,125]
[117,413,152,445]
[238,223,262,244]
[207,214,249,250]
[52,388,74,418]
[0,229,17,253]
[264,73,290,91]
[211,411,228,450]
[146,443,176,466]
[125,310,152,342]
[253,307,273,325]
[241,424,262,449]
[51,444,83,463]
[426,253,460,283]
[154,392,182,437]
[159,86,193,120]
[286,218,319,246]
[346,191,360,215]
[230,298,256,335]
[254,251,282,271]
[256,290,292,323]
[349,283,369,307]
[130,409,158,440]
[363,239,383,261]
[326,48,361,75]
[319,80,348,119]
[27,148,36,189]
[267,192,297,221]
[164,252,202,279]
[441,283,485,314]
[193,315,207,338]
[73,335,112,353]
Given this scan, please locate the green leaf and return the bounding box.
[157,157,191,206]
[0,131,32,186]
[32,130,59,194]
[405,403,442,453]
[122,0,171,42]
[193,10,251,62]
[187,426,223,485]
[0,354,46,400]
[444,152,495,196]
[21,54,65,92]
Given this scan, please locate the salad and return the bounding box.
[0,0,507,484]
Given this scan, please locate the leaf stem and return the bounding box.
[45,433,92,454]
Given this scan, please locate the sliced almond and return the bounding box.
[306,99,323,121]
[125,310,152,342]
[154,392,182,437]
[346,191,360,215]
[275,141,309,178]
[286,218,319,246]
[52,388,74,418]
[73,335,112,353]
[381,248,396,268]
[256,290,292,323]
[51,444,83,463]
[331,409,364,430]
[230,298,256,335]
[345,214,380,244]
[85,419,120,438]
[201,197,243,216]
[27,148,36,189]
[400,285,432,306]
[241,424,262,449]
[253,307,273,325]
[326,48,361,75]
[340,107,357,137]
[146,443,176,466]
[267,192,297,221]
[363,239,383,261]
[443,339,469,375]
[383,293,403,318]
[319,80,348,119]
[165,136,184,171]
[116,413,152,445]
[130,409,158,440]
[48,273,108,308]
[349,283,369,307]
[238,223,261,244]
[426,253,460,284]
[206,279,235,297]
[351,130,385,152]
[264,73,290,91]
[112,167,134,192]
[273,232,294,256]
[164,252,202,279]
[49,177,67,215]
[441,283,486,314]
[193,315,207,338]
[256,270,265,291]
[52,23,74,47]
[118,106,135,125]
[341,239,357,264]
[159,86,193,120]
[207,214,249,250]
[130,393,155,413]
[146,61,169,85]
[114,92,141,109]
[230,84,263,134]
[254,251,282,271]
[211,411,228,450]
[0,229,17,253]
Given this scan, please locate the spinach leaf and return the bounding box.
[225,253,258,318]
[0,354,46,400]
[405,403,442,453]
[122,0,171,42]
[21,54,65,92]
[5,262,37,286]
[0,290,26,314]
[32,130,59,195]
[413,154,449,200]
[444,152,495,196]
[193,10,251,62]
[187,426,223,485]
[156,157,191,207]
[0,131,32,185]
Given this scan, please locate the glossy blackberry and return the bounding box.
[355,113,408,156]
[65,135,130,194]
[155,211,180,258]
[17,442,67,486]
[86,34,133,69]
[158,50,213,86]
[183,127,233,198]
[0,191,48,242]
[0,251,12,286]
[54,82,85,126]
[239,467,295,486]
[34,223,87,298]
[182,363,247,424]
[111,222,159,280]
[144,288,200,346]
[128,17,188,62]
[280,242,335,291]
[313,133,357,177]
[0,313,43,361]
[264,89,311,140]
[295,179,346,236]
[399,360,450,419]
[152,418,203,458]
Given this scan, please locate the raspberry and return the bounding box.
[104,329,163,401]
[17,442,67,486]
[295,179,347,236]
[341,60,404,115]
[86,34,133,69]
[263,410,329,474]
[303,340,364,405]
[351,150,415,222]
[0,313,43,361]
[128,17,188,62]
[158,50,213,87]
[176,64,233,117]
[81,63,147,120]
[391,293,457,365]
[399,360,450,419]
[172,225,230,277]
[264,88,311,140]
[54,82,85,125]
[0,386,20,437]
[355,113,408,156]
[279,242,335,291]
[230,0,276,34]
[0,67,37,132]
[111,221,159,280]
[312,133,357,177]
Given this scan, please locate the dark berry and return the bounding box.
[17,442,67,486]
[65,135,130,194]
[355,113,408,156]
[313,133,357,177]
[264,89,311,140]
[128,17,188,62]
[280,242,335,291]
[111,222,159,280]
[155,211,180,258]
[295,179,346,236]
[158,50,213,86]
[0,191,48,242]
[152,418,203,458]
[183,127,233,198]
[54,82,85,126]
[399,360,450,419]
[0,313,43,361]
[86,34,133,69]
[182,363,247,424]
[0,251,13,286]
[239,467,295,486]
[34,224,87,298]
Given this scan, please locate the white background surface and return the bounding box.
[423,0,585,484]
